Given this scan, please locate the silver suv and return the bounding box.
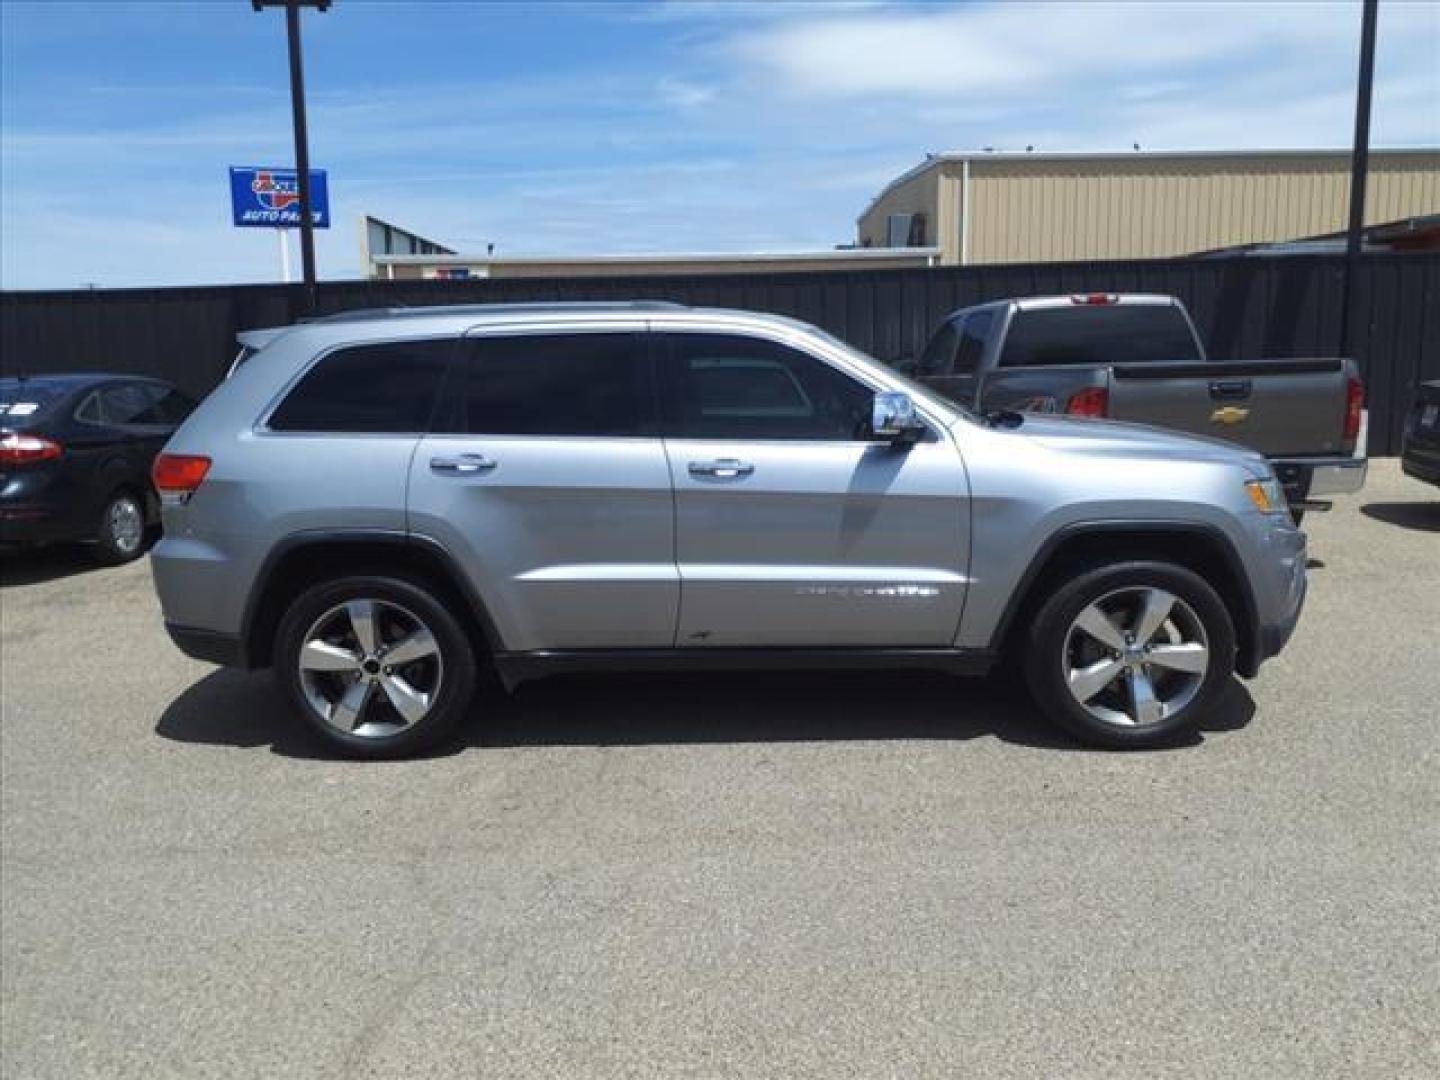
[151,303,1307,757]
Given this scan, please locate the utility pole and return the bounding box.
[252,0,330,315]
[1340,0,1378,357]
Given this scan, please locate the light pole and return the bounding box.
[1340,0,1378,358]
[252,0,330,315]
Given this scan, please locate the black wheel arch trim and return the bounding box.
[989,519,1262,678]
[239,528,506,669]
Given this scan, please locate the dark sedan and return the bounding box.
[1401,380,1440,489]
[1,374,195,564]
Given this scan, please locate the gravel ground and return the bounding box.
[2,459,1437,1079]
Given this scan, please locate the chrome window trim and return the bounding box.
[248,310,965,440]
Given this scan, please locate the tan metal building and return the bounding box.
[858,149,1440,265]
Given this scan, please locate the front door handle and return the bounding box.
[689,458,754,479]
[430,453,497,475]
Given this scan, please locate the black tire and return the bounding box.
[1023,560,1236,749]
[92,488,148,565]
[274,575,478,759]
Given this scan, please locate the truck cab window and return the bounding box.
[954,310,993,375]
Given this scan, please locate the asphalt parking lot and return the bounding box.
[2,459,1437,1078]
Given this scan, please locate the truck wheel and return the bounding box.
[1024,561,1235,749]
[275,575,478,759]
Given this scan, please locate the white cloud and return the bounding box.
[657,77,718,109]
[727,1,1435,104]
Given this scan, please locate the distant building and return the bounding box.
[360,215,456,267]
[856,148,1440,265]
[360,149,1439,281]
[360,215,936,281]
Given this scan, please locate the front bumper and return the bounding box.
[1257,570,1306,666]
[1237,514,1307,678]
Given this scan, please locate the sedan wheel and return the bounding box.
[94,491,147,564]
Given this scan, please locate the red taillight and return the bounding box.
[1343,376,1364,443]
[152,453,211,493]
[1065,386,1109,418]
[1071,293,1118,306]
[0,431,62,465]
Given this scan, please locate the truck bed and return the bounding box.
[1108,358,1352,458]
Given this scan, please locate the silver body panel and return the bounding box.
[667,436,968,646]
[152,304,1306,676]
[409,433,677,650]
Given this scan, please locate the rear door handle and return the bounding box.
[688,458,754,479]
[430,453,496,475]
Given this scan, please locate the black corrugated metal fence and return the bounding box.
[3,253,1435,454]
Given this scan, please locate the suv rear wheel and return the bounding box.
[1024,561,1236,748]
[275,575,478,758]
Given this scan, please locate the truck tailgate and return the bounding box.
[1108,359,1349,457]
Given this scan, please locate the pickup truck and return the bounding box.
[911,294,1367,517]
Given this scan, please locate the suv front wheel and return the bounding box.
[1024,561,1236,748]
[275,575,478,758]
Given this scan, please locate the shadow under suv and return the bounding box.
[151,302,1308,757]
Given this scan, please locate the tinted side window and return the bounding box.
[459,333,653,437]
[954,310,994,375]
[269,339,455,433]
[146,384,196,424]
[101,384,165,425]
[662,333,872,441]
[998,306,1202,368]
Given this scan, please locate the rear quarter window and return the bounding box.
[999,305,1202,368]
[267,339,457,433]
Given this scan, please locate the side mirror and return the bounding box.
[871,391,925,444]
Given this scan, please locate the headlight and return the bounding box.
[1245,477,1288,515]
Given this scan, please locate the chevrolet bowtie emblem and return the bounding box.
[1211,406,1250,425]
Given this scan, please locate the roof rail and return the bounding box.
[303,300,689,323]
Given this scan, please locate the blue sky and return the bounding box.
[2,0,1437,289]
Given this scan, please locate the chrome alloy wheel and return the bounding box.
[1061,587,1210,729]
[108,495,144,555]
[297,599,443,739]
